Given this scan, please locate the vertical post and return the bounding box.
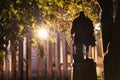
[10,42,16,80]
[0,54,3,80]
[46,40,52,80]
[26,38,32,80]
[89,46,92,58]
[70,39,74,80]
[91,46,97,62]
[38,44,43,80]
[94,47,96,61]
[8,40,11,80]
[18,38,24,80]
[70,39,74,64]
[43,41,47,77]
[0,64,2,80]
[3,52,8,80]
[55,32,61,79]
[91,47,95,60]
[62,34,67,79]
[94,46,98,63]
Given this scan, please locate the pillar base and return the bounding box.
[73,59,97,80]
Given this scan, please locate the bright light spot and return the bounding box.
[95,22,101,30]
[37,28,48,40]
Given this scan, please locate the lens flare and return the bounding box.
[37,28,48,40]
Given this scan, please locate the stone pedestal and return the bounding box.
[73,59,97,80]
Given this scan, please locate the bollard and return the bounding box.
[73,59,97,80]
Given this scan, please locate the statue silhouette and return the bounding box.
[71,11,96,62]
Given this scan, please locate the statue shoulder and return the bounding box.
[86,17,92,22]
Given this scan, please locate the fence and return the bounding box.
[0,32,99,80]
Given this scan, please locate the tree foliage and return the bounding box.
[0,0,100,52]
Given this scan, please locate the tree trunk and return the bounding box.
[98,0,120,79]
[97,0,113,53]
[106,0,120,79]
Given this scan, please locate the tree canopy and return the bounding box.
[0,0,100,52]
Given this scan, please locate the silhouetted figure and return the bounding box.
[71,11,96,62]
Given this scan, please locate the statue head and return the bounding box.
[80,11,85,18]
